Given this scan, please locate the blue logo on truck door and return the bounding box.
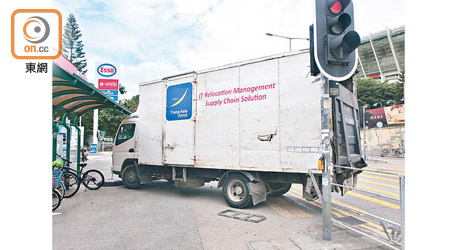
[166,82,192,121]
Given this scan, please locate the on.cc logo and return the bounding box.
[23,16,50,44]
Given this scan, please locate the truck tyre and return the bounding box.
[268,183,292,197]
[222,174,252,209]
[122,165,141,189]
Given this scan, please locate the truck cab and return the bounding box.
[112,113,139,178]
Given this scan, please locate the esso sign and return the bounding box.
[97,63,117,77]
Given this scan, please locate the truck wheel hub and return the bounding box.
[227,180,246,202]
[128,171,136,181]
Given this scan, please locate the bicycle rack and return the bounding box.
[308,166,405,250]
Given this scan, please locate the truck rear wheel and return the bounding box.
[222,174,252,209]
[122,165,141,189]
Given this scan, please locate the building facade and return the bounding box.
[356,26,405,82]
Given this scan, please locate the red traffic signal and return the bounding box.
[328,0,350,15]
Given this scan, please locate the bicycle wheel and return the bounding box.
[82,170,104,190]
[62,172,80,198]
[57,182,65,199]
[52,189,62,211]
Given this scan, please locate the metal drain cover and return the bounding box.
[218,209,266,223]
[335,216,366,225]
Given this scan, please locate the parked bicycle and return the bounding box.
[54,154,105,198]
[381,145,405,157]
[52,171,63,211]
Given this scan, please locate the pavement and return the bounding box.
[53,152,397,250]
[365,155,405,165]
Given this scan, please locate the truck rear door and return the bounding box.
[331,83,365,169]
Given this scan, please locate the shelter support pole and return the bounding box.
[62,113,71,166]
[74,115,82,174]
[52,120,58,161]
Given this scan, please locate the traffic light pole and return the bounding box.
[320,77,332,241]
[313,0,361,243]
[322,150,332,241]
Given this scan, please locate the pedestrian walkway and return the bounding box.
[367,155,405,165]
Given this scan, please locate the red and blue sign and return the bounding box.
[166,82,192,121]
[98,79,119,90]
[97,63,117,77]
[100,89,118,101]
[97,66,119,101]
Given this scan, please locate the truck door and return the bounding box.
[331,83,366,183]
[164,81,195,165]
[112,122,137,171]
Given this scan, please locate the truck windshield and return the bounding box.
[115,123,136,146]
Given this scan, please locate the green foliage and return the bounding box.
[98,95,139,138]
[122,94,139,111]
[98,109,126,139]
[62,13,87,74]
[80,111,94,146]
[356,78,404,108]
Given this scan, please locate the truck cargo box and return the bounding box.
[138,50,330,174]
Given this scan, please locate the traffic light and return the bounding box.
[313,0,360,81]
[364,111,373,126]
[309,25,320,76]
[359,107,374,127]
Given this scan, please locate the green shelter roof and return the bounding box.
[52,61,130,116]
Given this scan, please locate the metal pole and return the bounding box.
[400,175,405,250]
[320,77,332,241]
[62,113,71,164]
[379,127,383,154]
[74,116,82,175]
[289,39,292,51]
[363,106,367,160]
[322,152,332,241]
[52,120,58,161]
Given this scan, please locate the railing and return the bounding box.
[308,165,405,250]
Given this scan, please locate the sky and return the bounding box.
[54,0,405,99]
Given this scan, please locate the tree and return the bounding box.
[62,13,87,74]
[356,78,404,108]
[98,95,139,138]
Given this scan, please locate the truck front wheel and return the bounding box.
[222,174,252,208]
[122,165,141,189]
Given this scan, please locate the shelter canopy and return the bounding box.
[52,57,130,116]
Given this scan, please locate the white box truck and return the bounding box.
[112,50,366,208]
